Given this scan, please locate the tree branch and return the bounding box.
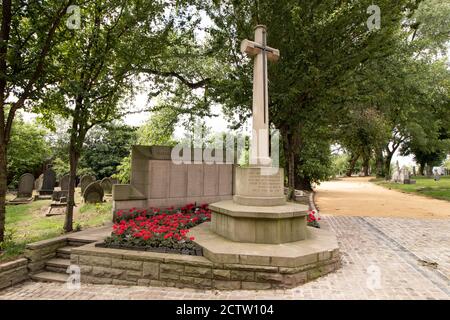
[138,68,210,89]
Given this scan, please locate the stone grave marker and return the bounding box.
[52,174,70,203]
[17,173,34,198]
[60,175,70,191]
[8,173,35,204]
[83,181,104,204]
[38,168,56,195]
[80,175,96,195]
[100,177,113,195]
[34,174,43,193]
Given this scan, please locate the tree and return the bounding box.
[37,0,200,232]
[337,108,390,177]
[82,123,137,179]
[0,0,73,242]
[204,0,420,190]
[7,116,50,187]
[136,107,178,146]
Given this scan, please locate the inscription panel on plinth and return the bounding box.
[235,166,284,198]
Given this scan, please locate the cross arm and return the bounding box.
[240,39,280,62]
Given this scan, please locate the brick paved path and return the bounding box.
[1,215,448,300]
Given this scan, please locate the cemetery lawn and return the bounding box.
[374,176,450,202]
[0,193,112,262]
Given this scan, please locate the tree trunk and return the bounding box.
[426,164,433,177]
[362,156,370,176]
[419,162,425,176]
[0,142,7,243]
[375,148,384,178]
[65,143,80,233]
[346,153,359,177]
[295,175,312,191]
[384,152,393,179]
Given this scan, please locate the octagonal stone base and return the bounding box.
[210,200,309,244]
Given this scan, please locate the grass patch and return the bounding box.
[0,191,112,263]
[374,176,450,202]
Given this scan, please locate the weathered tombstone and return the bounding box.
[34,174,43,192]
[59,175,70,191]
[38,168,56,195]
[80,175,96,195]
[52,174,70,202]
[100,177,113,195]
[8,173,35,204]
[83,181,104,204]
[17,173,34,198]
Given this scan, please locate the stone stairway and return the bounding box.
[30,242,85,283]
[26,225,112,284]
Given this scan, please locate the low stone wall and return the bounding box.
[71,243,340,290]
[25,237,67,272]
[0,258,29,290]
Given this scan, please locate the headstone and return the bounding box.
[52,174,70,202]
[412,166,416,176]
[34,174,43,192]
[38,168,56,195]
[80,175,96,195]
[17,173,34,198]
[100,177,113,195]
[83,181,104,204]
[8,173,35,204]
[59,175,70,191]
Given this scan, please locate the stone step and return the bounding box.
[45,258,70,273]
[30,271,68,283]
[56,246,74,259]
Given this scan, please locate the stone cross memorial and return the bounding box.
[241,25,279,166]
[206,25,311,244]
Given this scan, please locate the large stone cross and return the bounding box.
[241,25,280,166]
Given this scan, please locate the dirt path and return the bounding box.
[315,177,450,219]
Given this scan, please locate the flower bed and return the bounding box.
[307,210,321,228]
[99,203,211,256]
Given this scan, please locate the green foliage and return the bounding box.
[81,123,137,179]
[7,118,50,187]
[112,155,131,184]
[296,125,333,186]
[136,107,178,146]
[52,157,70,178]
[331,154,350,178]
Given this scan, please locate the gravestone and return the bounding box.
[17,173,34,198]
[80,175,96,195]
[100,177,113,195]
[34,174,43,192]
[83,181,104,204]
[8,173,35,204]
[59,175,70,191]
[38,168,56,195]
[52,174,70,202]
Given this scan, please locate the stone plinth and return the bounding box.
[71,224,341,290]
[210,200,308,244]
[233,166,285,206]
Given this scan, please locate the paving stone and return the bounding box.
[1,216,449,300]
